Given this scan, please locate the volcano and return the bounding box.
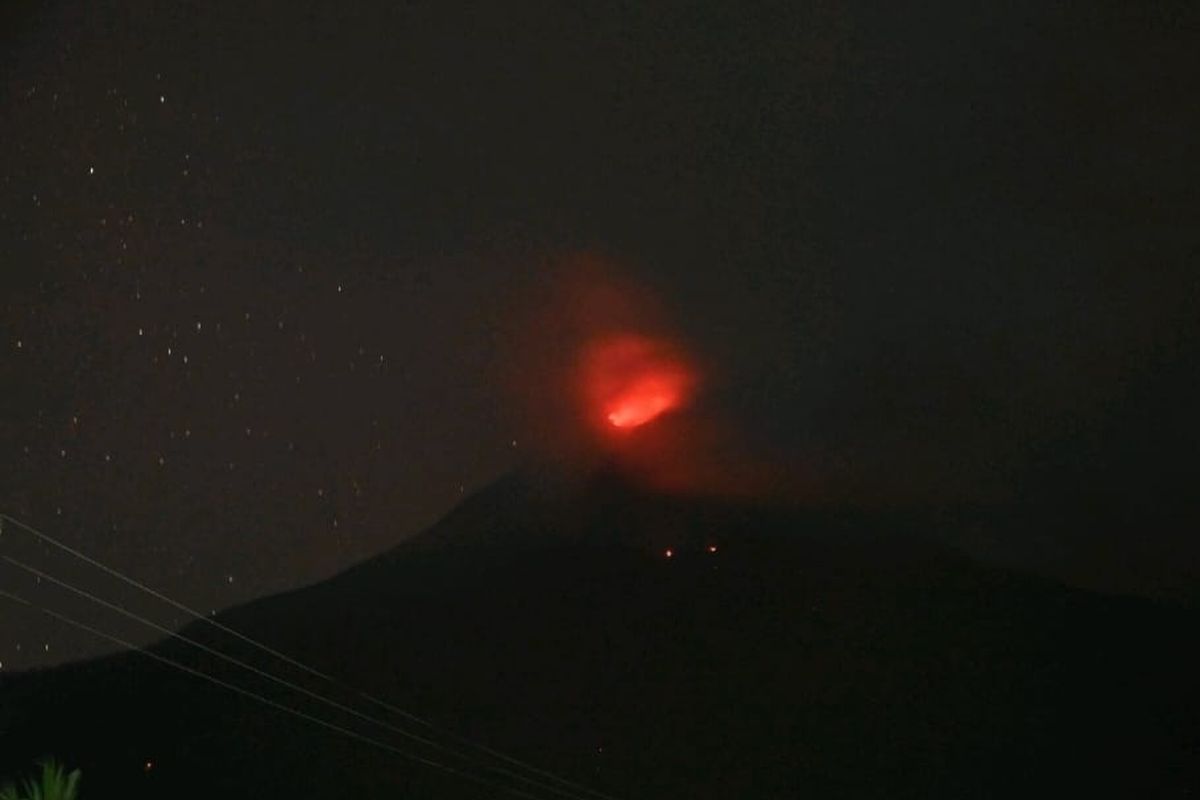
[1,465,1197,798]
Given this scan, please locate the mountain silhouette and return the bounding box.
[2,464,1197,798]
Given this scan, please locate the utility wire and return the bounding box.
[0,512,619,800]
[0,513,330,679]
[0,587,547,800]
[1,552,597,800]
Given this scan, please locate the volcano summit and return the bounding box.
[1,465,1197,798]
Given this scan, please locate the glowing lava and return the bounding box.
[580,334,696,433]
[606,375,681,428]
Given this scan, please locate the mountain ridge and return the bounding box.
[2,465,1197,798]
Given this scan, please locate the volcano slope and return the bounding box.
[2,466,1197,798]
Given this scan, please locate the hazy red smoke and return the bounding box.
[499,252,796,501]
[578,334,697,434]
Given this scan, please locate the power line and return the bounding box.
[0,587,546,800]
[1,552,598,800]
[0,513,330,679]
[0,512,620,800]
[357,692,616,800]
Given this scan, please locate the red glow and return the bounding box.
[581,334,696,434]
[707,545,718,554]
[504,255,801,501]
[606,376,679,428]
[664,548,674,558]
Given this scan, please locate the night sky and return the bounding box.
[3,1,1198,669]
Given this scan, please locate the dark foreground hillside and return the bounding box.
[2,467,1197,798]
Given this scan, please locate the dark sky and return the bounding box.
[2,0,1198,668]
